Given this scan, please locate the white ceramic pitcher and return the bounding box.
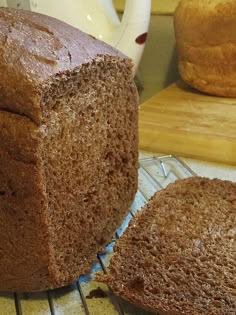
[6,0,151,74]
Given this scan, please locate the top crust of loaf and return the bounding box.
[0,8,127,124]
[176,0,236,45]
[178,0,235,9]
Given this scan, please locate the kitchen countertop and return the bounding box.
[140,151,236,182]
[182,157,236,181]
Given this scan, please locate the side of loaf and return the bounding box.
[0,8,138,292]
[97,177,236,315]
[174,0,236,97]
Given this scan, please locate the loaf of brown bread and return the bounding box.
[0,8,138,292]
[174,0,236,97]
[98,177,236,315]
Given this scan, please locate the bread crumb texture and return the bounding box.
[97,177,236,315]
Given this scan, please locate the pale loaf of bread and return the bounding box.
[174,0,236,97]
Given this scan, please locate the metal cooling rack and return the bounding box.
[0,155,196,315]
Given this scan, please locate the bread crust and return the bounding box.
[0,111,54,291]
[0,8,125,124]
[174,0,236,97]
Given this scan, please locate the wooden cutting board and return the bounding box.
[139,81,236,165]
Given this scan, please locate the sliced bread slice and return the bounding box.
[97,177,236,315]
